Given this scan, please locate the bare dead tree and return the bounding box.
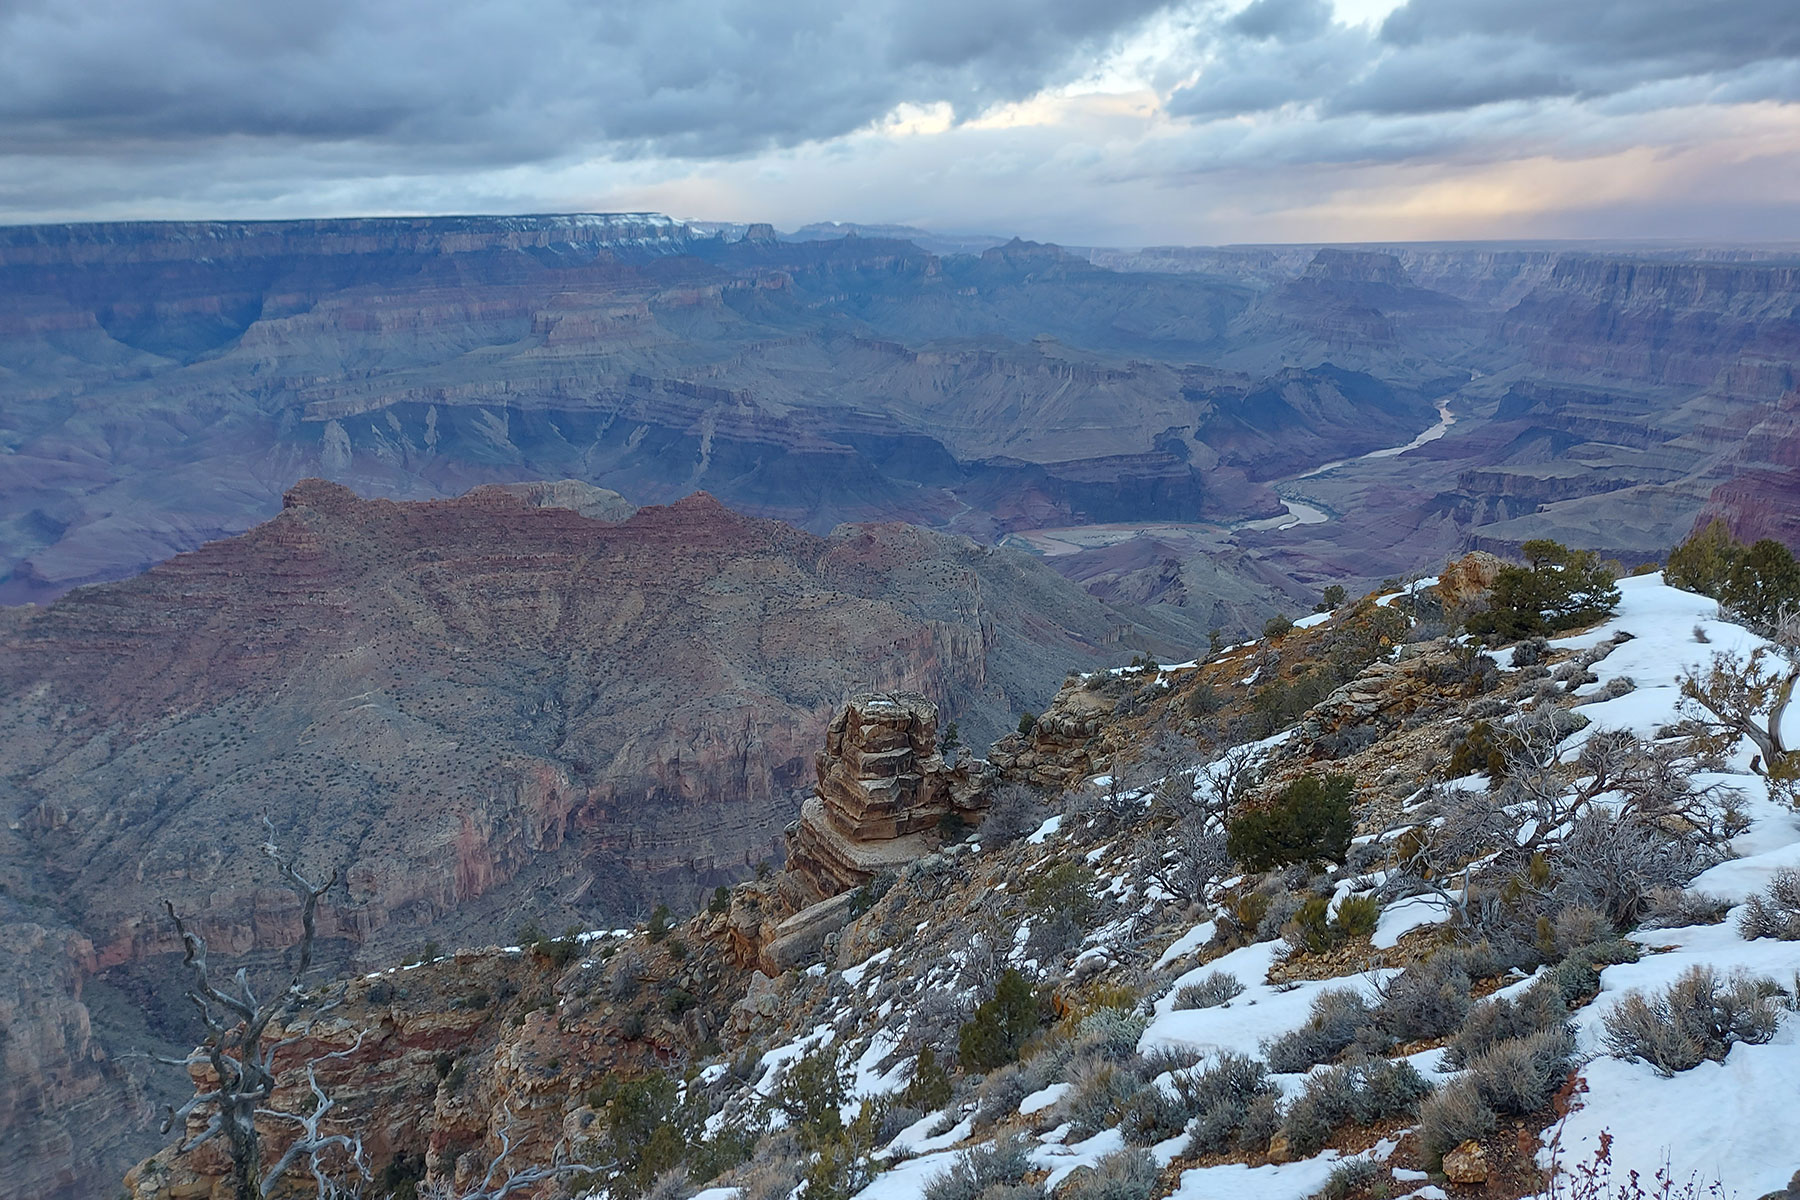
[153,825,600,1200]
[1139,813,1229,906]
[419,1109,593,1200]
[157,816,343,1200]
[1680,640,1799,797]
[260,1033,370,1200]
[1195,741,1261,824]
[1382,721,1740,930]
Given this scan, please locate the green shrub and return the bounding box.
[958,969,1040,1072]
[1466,1026,1575,1115]
[1334,895,1380,939]
[801,1100,885,1200]
[1227,773,1357,871]
[1278,1057,1432,1157]
[647,904,672,943]
[1447,719,1515,781]
[1319,1158,1383,1200]
[1724,538,1800,627]
[1059,1149,1159,1200]
[1264,987,1373,1072]
[1017,711,1037,735]
[901,1046,953,1111]
[709,886,731,914]
[1375,952,1472,1043]
[1073,1007,1149,1060]
[1738,869,1800,940]
[583,1069,708,1198]
[534,933,581,968]
[1666,519,1742,597]
[1283,896,1338,954]
[1184,683,1222,718]
[1172,1050,1279,1154]
[1445,977,1569,1068]
[1264,613,1295,639]
[1061,1057,1144,1139]
[923,1134,1033,1200]
[1026,862,1099,926]
[1173,971,1244,1010]
[1465,539,1620,641]
[767,1046,851,1146]
[1417,1077,1496,1170]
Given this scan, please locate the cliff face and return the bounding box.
[1502,256,1800,390]
[1696,389,1800,547]
[0,481,1206,1200]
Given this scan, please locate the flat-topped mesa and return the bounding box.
[787,692,992,898]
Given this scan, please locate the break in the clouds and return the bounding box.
[2,0,1799,242]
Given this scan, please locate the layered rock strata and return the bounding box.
[788,693,992,898]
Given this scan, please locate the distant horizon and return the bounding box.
[5,208,1800,255]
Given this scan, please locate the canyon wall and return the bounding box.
[0,481,1206,1200]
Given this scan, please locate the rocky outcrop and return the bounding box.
[989,680,1121,791]
[787,694,992,899]
[1434,550,1507,611]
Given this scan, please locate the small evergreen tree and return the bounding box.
[1226,773,1357,871]
[901,1045,953,1110]
[1666,518,1743,598]
[1466,539,1619,641]
[1724,539,1800,628]
[958,969,1039,1072]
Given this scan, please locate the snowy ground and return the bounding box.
[842,576,1800,1200]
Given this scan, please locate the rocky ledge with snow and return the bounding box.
[123,567,1800,1200]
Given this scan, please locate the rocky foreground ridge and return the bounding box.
[118,562,1800,1200]
[0,481,1208,1200]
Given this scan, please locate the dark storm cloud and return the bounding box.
[3,0,1799,232]
[1170,0,1800,121]
[0,0,1168,165]
[1227,0,1333,43]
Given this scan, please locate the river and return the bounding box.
[1252,396,1459,531]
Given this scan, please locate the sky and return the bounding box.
[2,0,1799,245]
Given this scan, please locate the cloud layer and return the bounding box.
[3,0,1798,242]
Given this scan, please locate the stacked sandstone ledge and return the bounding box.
[787,692,992,896]
[732,692,992,974]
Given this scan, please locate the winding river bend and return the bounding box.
[1252,396,1460,531]
[1003,396,1462,551]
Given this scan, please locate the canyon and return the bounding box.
[5,216,1797,625]
[5,213,1800,1198]
[0,479,1213,1199]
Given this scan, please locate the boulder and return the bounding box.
[758,892,858,973]
[1443,1138,1489,1184]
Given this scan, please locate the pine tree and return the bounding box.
[1723,539,1800,628]
[1666,518,1743,598]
